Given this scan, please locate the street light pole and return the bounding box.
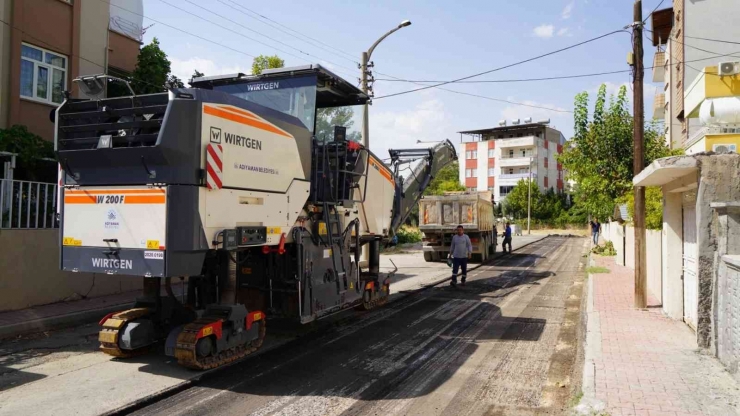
[361,20,411,149]
[527,156,532,235]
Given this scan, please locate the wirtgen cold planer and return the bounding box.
[53,64,456,370]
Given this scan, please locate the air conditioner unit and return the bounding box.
[712,143,737,153]
[718,61,740,76]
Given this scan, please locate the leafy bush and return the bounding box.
[592,240,616,256]
[396,225,422,244]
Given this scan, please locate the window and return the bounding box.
[472,169,478,178]
[519,168,529,174]
[20,43,67,105]
[499,186,515,196]
[508,149,514,158]
[465,151,471,159]
[471,150,477,159]
[507,168,514,174]
[488,186,495,191]
[520,148,526,157]
[488,148,495,158]
[465,169,472,178]
[488,168,495,177]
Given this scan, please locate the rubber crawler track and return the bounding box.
[174,318,267,371]
[99,308,154,358]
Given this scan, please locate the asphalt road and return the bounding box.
[129,236,588,416]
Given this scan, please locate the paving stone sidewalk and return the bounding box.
[582,255,740,416]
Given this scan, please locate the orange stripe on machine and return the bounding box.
[203,105,292,138]
[369,158,395,186]
[64,192,166,204]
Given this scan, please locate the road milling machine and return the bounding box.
[53,64,456,370]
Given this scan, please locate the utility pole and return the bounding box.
[632,0,647,309]
[527,156,532,235]
[361,20,411,149]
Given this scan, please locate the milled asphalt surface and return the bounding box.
[129,236,588,416]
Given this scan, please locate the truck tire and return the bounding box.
[423,251,434,262]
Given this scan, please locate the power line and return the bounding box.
[219,0,359,64]
[375,70,633,84]
[683,35,740,47]
[173,0,359,77]
[643,0,666,24]
[373,29,628,100]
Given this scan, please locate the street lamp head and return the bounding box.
[399,20,412,28]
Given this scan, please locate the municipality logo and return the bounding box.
[107,209,117,220]
[105,209,120,229]
[210,126,222,144]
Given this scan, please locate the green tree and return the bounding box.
[129,38,182,94]
[192,70,204,79]
[502,179,541,219]
[252,54,285,75]
[423,161,465,196]
[0,125,55,180]
[315,107,361,142]
[558,84,675,220]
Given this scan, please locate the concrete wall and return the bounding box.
[78,0,109,80]
[647,229,663,304]
[602,223,661,304]
[0,229,141,311]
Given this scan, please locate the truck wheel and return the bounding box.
[423,251,434,262]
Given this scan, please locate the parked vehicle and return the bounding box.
[418,191,496,262]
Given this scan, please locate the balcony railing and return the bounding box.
[497,136,537,148]
[499,172,537,180]
[498,155,535,167]
[0,179,59,229]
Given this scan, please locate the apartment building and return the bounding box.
[0,0,143,141]
[457,119,566,203]
[650,0,740,154]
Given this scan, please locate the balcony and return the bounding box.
[497,136,536,148]
[498,155,535,167]
[499,172,536,180]
[653,92,665,120]
[652,51,665,83]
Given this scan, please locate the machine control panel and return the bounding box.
[236,226,267,246]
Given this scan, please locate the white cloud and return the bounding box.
[370,98,451,158]
[557,27,572,36]
[169,57,250,84]
[561,1,575,19]
[533,24,555,39]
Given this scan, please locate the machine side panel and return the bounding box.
[203,180,311,245]
[62,247,165,277]
[358,154,394,236]
[61,186,167,249]
[166,185,209,277]
[200,102,306,192]
[191,89,313,181]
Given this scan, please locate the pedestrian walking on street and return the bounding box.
[590,218,601,245]
[502,222,512,253]
[448,225,472,287]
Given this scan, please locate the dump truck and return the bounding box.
[418,191,496,262]
[53,64,456,370]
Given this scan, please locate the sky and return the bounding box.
[138,0,668,157]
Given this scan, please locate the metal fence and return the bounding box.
[0,179,59,229]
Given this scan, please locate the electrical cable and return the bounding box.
[373,29,629,100]
[218,0,359,64]
[168,0,359,78]
[643,0,666,24]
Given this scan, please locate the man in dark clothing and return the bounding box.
[590,218,601,245]
[501,222,512,253]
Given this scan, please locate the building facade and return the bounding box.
[650,0,740,154]
[0,0,143,141]
[457,120,566,204]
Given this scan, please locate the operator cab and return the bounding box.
[190,64,369,142]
